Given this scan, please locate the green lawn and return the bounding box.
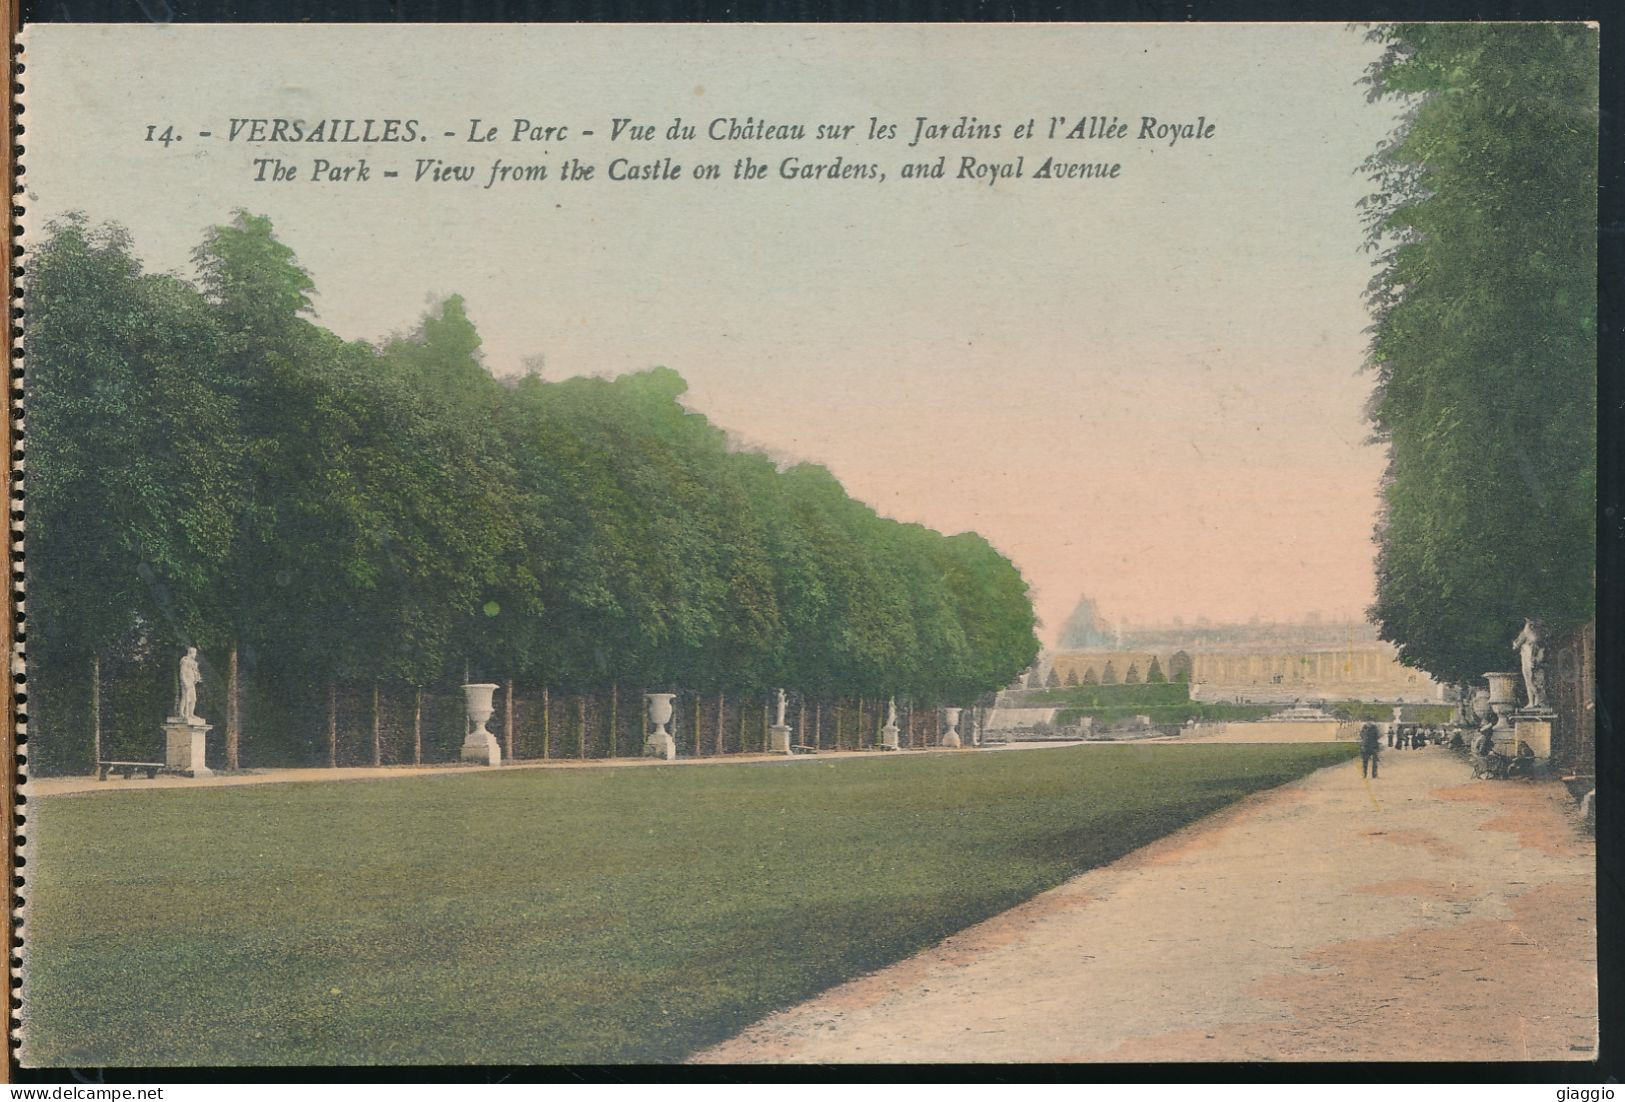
[24,743,1354,1065]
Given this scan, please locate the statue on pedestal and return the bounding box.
[176,646,202,723]
[1513,618,1548,711]
[768,688,792,755]
[879,696,900,751]
[165,646,213,776]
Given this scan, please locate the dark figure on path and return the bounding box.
[1448,727,1466,750]
[1507,740,1537,779]
[1472,716,1503,777]
[1359,722,1381,779]
[1386,725,1395,748]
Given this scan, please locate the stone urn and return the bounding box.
[645,692,677,760]
[941,706,963,749]
[461,682,501,766]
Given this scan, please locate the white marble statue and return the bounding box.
[177,646,201,723]
[1513,618,1548,710]
[885,697,898,728]
[774,688,788,728]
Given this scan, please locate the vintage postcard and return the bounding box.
[12,22,1598,1069]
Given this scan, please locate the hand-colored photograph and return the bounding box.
[15,21,1598,1066]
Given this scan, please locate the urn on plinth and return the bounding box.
[461,682,502,766]
[645,692,677,760]
[941,706,963,749]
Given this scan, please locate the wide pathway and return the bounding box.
[696,745,1597,1063]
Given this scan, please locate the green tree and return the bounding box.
[1101,661,1118,686]
[1169,650,1193,683]
[1146,655,1166,683]
[1081,667,1099,686]
[26,216,241,770]
[28,217,239,655]
[1360,24,1597,684]
[1124,662,1141,684]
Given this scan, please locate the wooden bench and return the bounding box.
[97,760,165,781]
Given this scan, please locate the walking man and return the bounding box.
[1359,721,1382,779]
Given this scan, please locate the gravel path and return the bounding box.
[695,746,1596,1063]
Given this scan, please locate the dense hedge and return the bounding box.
[1014,682,1190,708]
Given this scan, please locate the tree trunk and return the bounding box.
[542,687,551,759]
[610,684,619,759]
[326,681,337,768]
[762,694,771,753]
[857,697,866,751]
[225,645,240,771]
[90,654,101,769]
[578,695,588,759]
[716,692,726,755]
[412,687,423,766]
[738,699,747,754]
[504,679,515,762]
[694,694,703,757]
[799,699,806,751]
[814,700,822,750]
[371,682,382,767]
[836,701,843,751]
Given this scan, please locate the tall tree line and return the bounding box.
[1359,24,1597,687]
[25,212,1040,772]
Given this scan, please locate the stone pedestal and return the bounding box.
[1484,672,1520,752]
[164,719,213,777]
[645,693,677,761]
[1513,712,1554,759]
[879,723,900,751]
[461,682,502,766]
[461,729,501,766]
[769,723,793,755]
[941,707,963,749]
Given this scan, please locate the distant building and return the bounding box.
[1057,596,1113,649]
[1046,640,1443,703]
[1188,647,1441,701]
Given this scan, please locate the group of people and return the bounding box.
[1470,712,1538,779]
[1386,723,1443,749]
[1357,721,1433,777]
[1356,712,1535,781]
